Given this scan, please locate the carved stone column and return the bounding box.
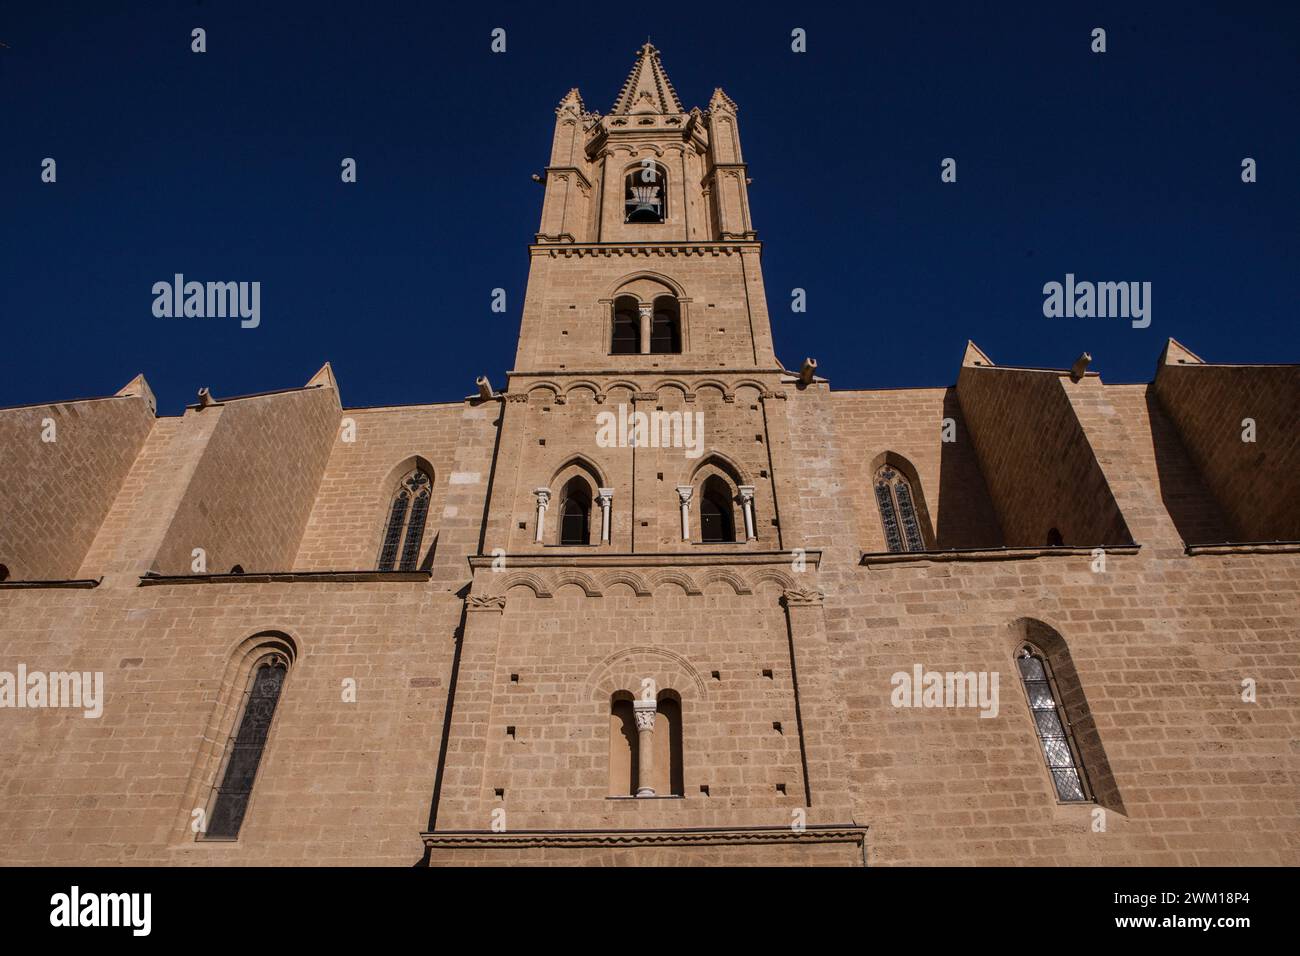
[533,487,551,544]
[738,485,756,540]
[597,488,613,544]
[638,303,653,355]
[676,486,693,541]
[633,699,657,796]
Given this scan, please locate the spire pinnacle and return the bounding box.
[611,41,684,115]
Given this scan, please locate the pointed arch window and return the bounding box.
[650,296,681,353]
[874,466,925,553]
[625,162,667,223]
[699,475,736,543]
[1017,644,1092,802]
[378,468,432,571]
[558,477,592,545]
[611,295,641,354]
[204,654,288,840]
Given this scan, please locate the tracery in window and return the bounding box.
[378,468,431,571]
[874,465,925,552]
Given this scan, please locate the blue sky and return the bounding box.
[1,2,1296,413]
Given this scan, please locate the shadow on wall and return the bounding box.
[1143,386,1232,546]
[934,388,1004,550]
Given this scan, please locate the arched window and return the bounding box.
[378,468,432,571]
[699,475,736,543]
[611,295,641,354]
[649,295,681,354]
[609,693,638,796]
[204,653,289,839]
[874,465,925,552]
[1016,644,1092,802]
[558,476,592,546]
[625,162,667,223]
[652,691,684,797]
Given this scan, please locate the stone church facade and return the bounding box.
[1,44,1297,866]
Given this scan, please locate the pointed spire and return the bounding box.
[708,87,738,114]
[611,42,684,115]
[556,87,586,116]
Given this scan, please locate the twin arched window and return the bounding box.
[609,692,683,797]
[625,161,667,224]
[874,465,925,553]
[378,468,432,571]
[611,294,681,355]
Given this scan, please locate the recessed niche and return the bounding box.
[762,669,774,680]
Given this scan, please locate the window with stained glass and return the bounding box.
[1017,645,1092,802]
[874,466,924,552]
[378,469,431,571]
[203,656,288,840]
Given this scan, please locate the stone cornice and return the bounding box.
[421,824,867,852]
[1184,541,1300,556]
[529,241,761,257]
[0,578,101,590]
[138,570,433,586]
[469,550,819,571]
[859,544,1141,567]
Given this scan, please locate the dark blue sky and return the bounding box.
[2,2,1296,414]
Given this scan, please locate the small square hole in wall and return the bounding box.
[518,521,526,529]
[494,788,505,800]
[718,328,725,333]
[760,469,767,478]
[711,670,721,681]
[559,364,566,369]
[707,303,716,308]
[700,785,710,797]
[510,673,520,684]
[656,406,663,411]
[657,472,663,480]
[568,305,576,309]
[640,520,649,527]
[538,438,546,445]
[542,407,550,413]
[751,404,758,410]
[762,669,774,679]
[770,518,779,526]
[506,726,516,739]
[755,434,763,443]
[775,783,786,795]
[561,330,569,335]
[773,721,783,734]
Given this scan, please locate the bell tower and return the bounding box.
[515,42,777,373]
[481,42,799,558]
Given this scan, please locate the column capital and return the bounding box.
[534,487,551,507]
[738,484,756,502]
[676,485,694,506]
[633,698,657,731]
[597,488,614,505]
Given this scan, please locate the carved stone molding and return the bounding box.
[467,594,508,613]
[781,587,825,608]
